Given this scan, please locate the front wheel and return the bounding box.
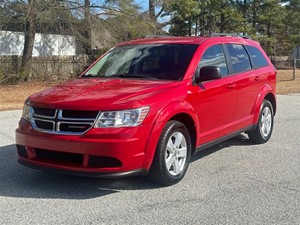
[248,99,274,144]
[148,121,191,186]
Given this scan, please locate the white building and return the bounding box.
[0,30,76,56]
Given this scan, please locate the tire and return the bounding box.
[248,99,274,144]
[148,120,191,186]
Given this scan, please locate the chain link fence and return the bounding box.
[272,58,300,81]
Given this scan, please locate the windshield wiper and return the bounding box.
[80,74,107,78]
[80,74,98,78]
[110,73,157,80]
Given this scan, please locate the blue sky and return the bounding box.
[134,0,148,10]
[91,0,148,9]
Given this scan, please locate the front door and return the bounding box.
[191,44,237,145]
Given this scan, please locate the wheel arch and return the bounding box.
[142,102,199,169]
[169,113,197,156]
[264,92,276,115]
[253,84,276,124]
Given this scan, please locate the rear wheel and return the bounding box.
[149,121,191,186]
[248,100,274,144]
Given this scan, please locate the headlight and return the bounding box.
[22,103,31,121]
[94,107,149,128]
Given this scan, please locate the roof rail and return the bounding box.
[144,35,175,39]
[211,33,251,39]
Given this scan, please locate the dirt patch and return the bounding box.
[0,82,56,111]
[277,79,300,94]
[1,71,300,111]
[277,69,300,81]
[276,70,300,94]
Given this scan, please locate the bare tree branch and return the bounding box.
[155,5,165,19]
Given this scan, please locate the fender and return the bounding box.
[141,101,199,169]
[252,84,275,125]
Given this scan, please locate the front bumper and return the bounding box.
[16,119,154,176]
[18,159,147,178]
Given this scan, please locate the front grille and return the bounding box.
[30,107,99,135]
[35,120,54,130]
[61,110,99,119]
[33,107,56,117]
[35,148,83,166]
[88,155,122,168]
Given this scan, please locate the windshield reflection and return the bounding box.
[83,44,198,81]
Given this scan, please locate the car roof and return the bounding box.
[118,36,260,47]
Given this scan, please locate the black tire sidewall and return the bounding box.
[150,120,191,185]
[161,122,191,181]
[255,100,274,142]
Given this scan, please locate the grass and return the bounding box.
[276,70,300,94]
[0,70,299,111]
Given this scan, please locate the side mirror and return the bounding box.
[195,66,221,83]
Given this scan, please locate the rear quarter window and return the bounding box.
[245,45,269,68]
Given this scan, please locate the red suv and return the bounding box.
[16,36,276,185]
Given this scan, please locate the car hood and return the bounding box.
[28,78,177,110]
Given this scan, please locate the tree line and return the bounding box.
[0,0,300,78]
[165,0,300,58]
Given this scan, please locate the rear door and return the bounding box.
[224,44,269,130]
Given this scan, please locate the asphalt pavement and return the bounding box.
[0,94,299,225]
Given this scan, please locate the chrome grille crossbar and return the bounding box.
[30,107,99,135]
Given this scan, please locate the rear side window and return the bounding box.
[225,44,251,74]
[198,45,228,76]
[245,45,269,68]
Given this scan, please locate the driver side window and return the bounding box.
[198,45,228,77]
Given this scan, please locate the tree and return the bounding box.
[147,0,171,33]
[166,0,246,36]
[84,0,91,54]
[104,0,153,42]
[255,0,287,55]
[286,0,300,46]
[165,0,198,36]
[20,0,37,75]
[1,0,77,78]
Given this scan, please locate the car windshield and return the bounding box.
[83,44,198,81]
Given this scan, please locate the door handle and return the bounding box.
[227,83,236,89]
[255,76,260,81]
